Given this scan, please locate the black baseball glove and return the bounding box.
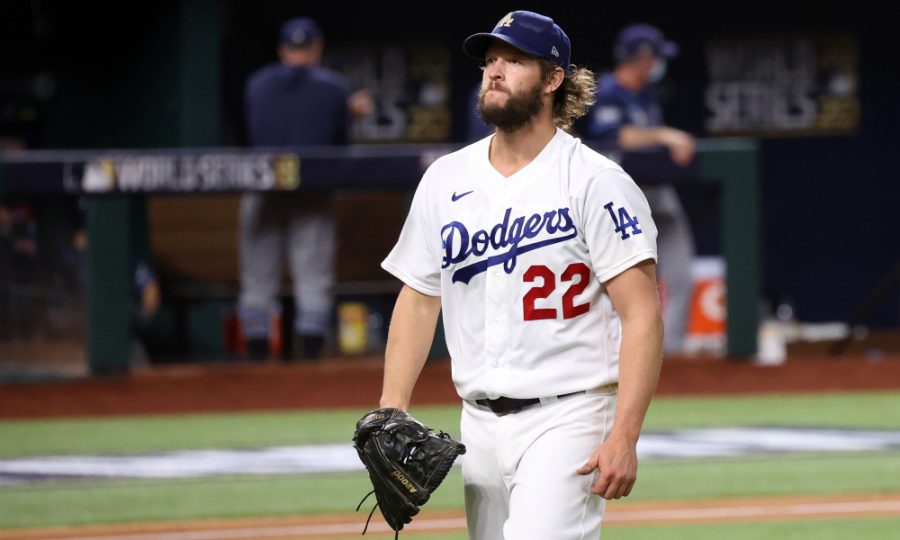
[352,407,466,537]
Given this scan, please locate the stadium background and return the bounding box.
[1,0,899,538]
[3,0,897,329]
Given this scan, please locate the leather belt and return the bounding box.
[474,390,585,416]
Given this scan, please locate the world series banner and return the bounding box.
[73,153,300,194]
[704,35,859,136]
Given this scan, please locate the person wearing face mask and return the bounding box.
[577,23,696,355]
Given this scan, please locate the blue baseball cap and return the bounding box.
[463,11,572,74]
[280,17,322,47]
[614,24,679,61]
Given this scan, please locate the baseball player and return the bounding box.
[576,23,696,354]
[240,17,371,360]
[379,10,663,540]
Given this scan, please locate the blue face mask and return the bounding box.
[648,58,667,83]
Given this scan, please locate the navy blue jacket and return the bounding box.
[577,73,663,142]
[245,64,351,147]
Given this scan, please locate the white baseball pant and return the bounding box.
[461,389,617,539]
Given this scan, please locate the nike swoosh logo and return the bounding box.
[451,190,474,202]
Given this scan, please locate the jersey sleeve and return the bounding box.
[578,166,658,283]
[244,70,266,146]
[381,175,442,296]
[583,88,627,142]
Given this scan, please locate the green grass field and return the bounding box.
[1,391,899,538]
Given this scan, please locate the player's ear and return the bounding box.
[545,65,564,93]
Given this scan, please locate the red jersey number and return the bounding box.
[522,262,592,321]
[522,265,556,320]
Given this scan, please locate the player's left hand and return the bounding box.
[576,434,638,500]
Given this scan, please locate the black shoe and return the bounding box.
[296,333,324,361]
[246,338,269,361]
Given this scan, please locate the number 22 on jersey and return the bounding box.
[522,262,591,321]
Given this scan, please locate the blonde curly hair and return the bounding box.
[540,61,597,130]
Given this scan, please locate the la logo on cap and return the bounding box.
[497,12,515,28]
[551,46,559,57]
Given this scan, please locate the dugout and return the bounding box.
[2,0,896,376]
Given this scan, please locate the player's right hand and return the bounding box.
[576,434,638,500]
[348,90,375,118]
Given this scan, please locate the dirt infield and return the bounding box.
[1,353,899,419]
[4,494,900,539]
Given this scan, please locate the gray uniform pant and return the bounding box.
[238,193,335,340]
[644,185,695,353]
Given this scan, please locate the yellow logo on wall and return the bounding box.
[274,154,300,190]
[82,158,117,192]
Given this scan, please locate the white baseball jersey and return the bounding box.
[382,128,657,401]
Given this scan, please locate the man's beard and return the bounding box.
[477,82,544,132]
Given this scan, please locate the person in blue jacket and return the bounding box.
[240,17,371,360]
[577,24,696,354]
